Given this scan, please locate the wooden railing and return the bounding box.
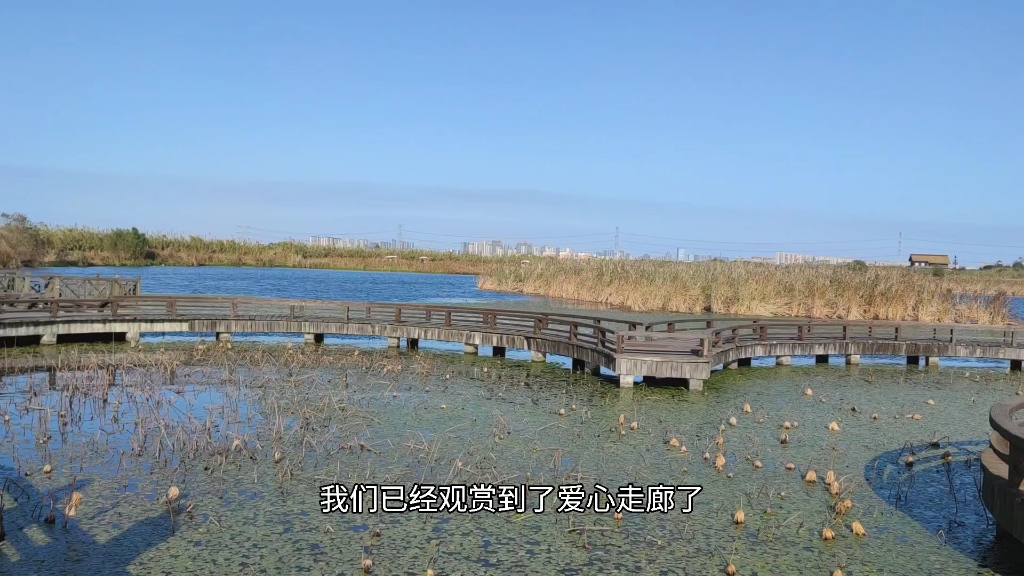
[985,397,1024,541]
[989,397,1024,483]
[0,273,141,299]
[0,295,623,355]
[704,321,1022,356]
[3,294,1022,360]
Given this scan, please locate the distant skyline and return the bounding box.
[2,3,1022,266]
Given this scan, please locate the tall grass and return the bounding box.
[3,215,1020,323]
[478,258,1019,324]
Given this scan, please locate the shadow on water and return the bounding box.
[864,439,1024,575]
[1,468,173,575]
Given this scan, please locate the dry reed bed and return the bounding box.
[478,259,1019,324]
[5,219,1023,323]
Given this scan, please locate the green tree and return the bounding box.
[0,212,44,267]
[847,260,868,271]
[104,227,151,263]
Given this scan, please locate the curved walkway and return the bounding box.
[2,295,1022,390]
[983,397,1024,546]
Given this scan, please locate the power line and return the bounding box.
[238,226,391,237]
[903,237,1024,250]
[404,229,613,240]
[621,232,893,247]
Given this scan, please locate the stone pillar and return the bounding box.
[304,333,324,345]
[776,355,792,366]
[1011,359,1023,372]
[724,361,738,370]
[492,346,506,358]
[216,332,232,343]
[907,355,920,366]
[40,332,58,345]
[530,351,546,362]
[618,374,636,388]
[463,344,478,355]
[814,354,830,364]
[126,330,141,348]
[846,354,861,365]
[387,337,401,348]
[737,357,752,367]
[926,356,939,367]
[685,378,704,392]
[407,338,419,350]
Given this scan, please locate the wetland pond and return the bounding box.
[1,345,1023,575]
[3,266,1023,574]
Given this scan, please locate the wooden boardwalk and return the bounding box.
[0,272,141,299]
[2,294,1023,390]
[983,397,1024,546]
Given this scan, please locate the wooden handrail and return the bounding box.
[990,397,1024,454]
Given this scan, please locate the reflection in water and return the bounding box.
[1,344,1023,574]
[865,440,1024,574]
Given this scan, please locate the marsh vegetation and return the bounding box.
[1,343,1021,574]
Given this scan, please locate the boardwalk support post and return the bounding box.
[216,332,232,343]
[926,356,939,367]
[40,332,57,345]
[304,333,324,346]
[776,355,792,366]
[530,351,546,362]
[815,354,830,364]
[724,361,738,370]
[846,354,860,365]
[387,337,400,348]
[463,343,478,355]
[685,378,704,392]
[492,346,506,358]
[126,329,140,348]
[907,355,920,366]
[737,357,752,367]
[618,374,635,388]
[1012,360,1023,372]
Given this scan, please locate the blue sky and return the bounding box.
[2,2,1022,265]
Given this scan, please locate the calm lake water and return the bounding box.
[1,266,1020,575]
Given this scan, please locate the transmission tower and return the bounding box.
[614,227,620,255]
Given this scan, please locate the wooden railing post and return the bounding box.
[425,310,432,322]
[395,308,402,323]
[570,323,578,343]
[50,300,58,318]
[365,305,371,320]
[702,336,710,357]
[667,322,675,333]
[894,326,900,341]
[759,325,767,341]
[616,334,623,354]
[445,311,452,327]
[231,300,238,318]
[842,325,849,341]
[798,325,805,341]
[706,320,714,329]
[289,305,295,321]
[111,301,118,317]
[344,305,350,322]
[534,319,541,335]
[950,328,956,344]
